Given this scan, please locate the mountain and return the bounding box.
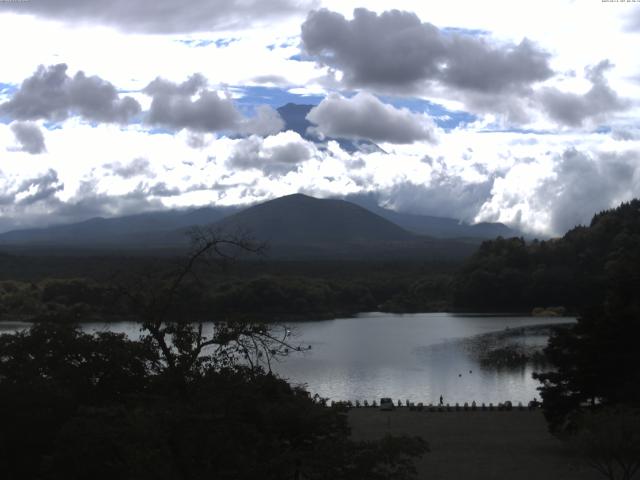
[213,193,414,245]
[277,103,383,154]
[343,195,521,240]
[0,206,237,247]
[0,194,521,260]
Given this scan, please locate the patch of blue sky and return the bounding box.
[378,95,477,130]
[441,26,490,37]
[232,86,325,114]
[0,82,17,95]
[478,127,555,135]
[147,127,174,135]
[175,38,236,48]
[43,122,63,131]
[267,37,298,51]
[288,53,314,62]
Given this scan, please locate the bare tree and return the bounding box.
[113,226,307,385]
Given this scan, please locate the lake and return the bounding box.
[0,313,572,405]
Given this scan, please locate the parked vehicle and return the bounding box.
[380,397,395,411]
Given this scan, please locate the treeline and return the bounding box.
[452,199,640,312]
[0,266,455,323]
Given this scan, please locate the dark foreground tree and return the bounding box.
[0,227,428,479]
[534,207,640,478]
[569,407,640,480]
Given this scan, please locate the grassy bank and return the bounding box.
[349,409,599,479]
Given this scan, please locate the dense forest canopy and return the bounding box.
[453,199,640,312]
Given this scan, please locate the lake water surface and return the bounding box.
[0,313,573,404]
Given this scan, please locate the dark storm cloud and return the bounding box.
[0,64,141,124]
[0,0,318,34]
[10,122,46,154]
[144,76,284,135]
[227,135,312,175]
[306,92,436,144]
[535,148,640,234]
[300,8,552,94]
[538,60,628,127]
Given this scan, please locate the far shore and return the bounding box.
[349,408,599,480]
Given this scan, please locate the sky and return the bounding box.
[1,0,639,236]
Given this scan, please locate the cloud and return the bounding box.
[535,149,640,234]
[625,7,640,32]
[477,148,640,236]
[300,8,552,95]
[0,0,317,34]
[538,60,628,126]
[10,121,46,154]
[105,158,154,179]
[239,105,286,136]
[144,75,284,135]
[0,64,141,124]
[384,174,495,222]
[14,169,64,206]
[306,92,436,144]
[227,132,313,175]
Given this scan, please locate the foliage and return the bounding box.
[453,199,640,311]
[532,200,640,433]
[0,227,428,479]
[569,407,640,480]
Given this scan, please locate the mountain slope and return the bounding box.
[0,207,237,246]
[343,195,521,239]
[212,193,415,245]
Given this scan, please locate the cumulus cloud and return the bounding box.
[10,122,46,154]
[535,149,640,234]
[306,92,436,144]
[0,0,317,34]
[2,169,65,207]
[300,8,552,96]
[0,64,141,124]
[105,158,154,179]
[538,60,628,127]
[240,105,286,137]
[477,149,640,236]
[383,174,495,222]
[144,75,284,136]
[227,132,313,175]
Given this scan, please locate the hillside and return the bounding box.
[213,193,414,244]
[0,194,481,261]
[0,207,236,247]
[452,199,640,311]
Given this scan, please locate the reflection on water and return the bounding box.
[271,312,573,404]
[0,312,573,404]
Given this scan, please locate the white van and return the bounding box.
[379,397,395,411]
